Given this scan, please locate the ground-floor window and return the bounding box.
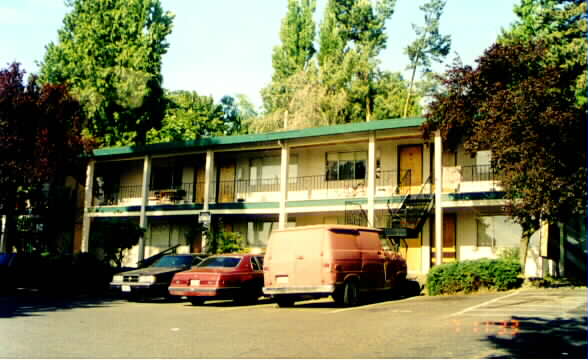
[476,215,521,248]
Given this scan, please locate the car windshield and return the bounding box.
[152,255,193,268]
[197,256,241,268]
[0,253,13,266]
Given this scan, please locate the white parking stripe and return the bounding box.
[444,290,521,318]
[328,296,418,314]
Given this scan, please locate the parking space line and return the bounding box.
[327,296,419,314]
[216,303,277,311]
[444,290,521,318]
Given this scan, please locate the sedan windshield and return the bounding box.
[197,256,241,268]
[153,255,193,268]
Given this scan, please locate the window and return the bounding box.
[326,151,367,181]
[249,156,298,185]
[151,163,183,190]
[476,216,521,248]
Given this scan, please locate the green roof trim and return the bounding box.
[92,117,425,158]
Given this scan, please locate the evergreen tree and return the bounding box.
[403,0,451,117]
[262,0,317,114]
[39,0,174,147]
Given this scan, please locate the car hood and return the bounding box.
[116,267,186,276]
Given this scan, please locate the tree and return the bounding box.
[90,219,144,268]
[318,0,397,123]
[39,0,174,147]
[424,41,586,269]
[147,91,225,143]
[402,0,451,118]
[373,71,422,120]
[262,0,317,114]
[0,62,90,253]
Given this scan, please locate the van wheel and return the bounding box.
[275,296,295,308]
[343,281,360,307]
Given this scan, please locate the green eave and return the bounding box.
[92,117,425,158]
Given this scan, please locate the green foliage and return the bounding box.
[148,92,255,143]
[424,0,587,235]
[258,0,407,130]
[90,219,145,268]
[403,0,451,117]
[205,230,245,255]
[426,259,522,296]
[39,0,174,147]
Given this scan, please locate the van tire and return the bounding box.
[342,281,360,307]
[275,296,295,308]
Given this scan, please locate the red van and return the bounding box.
[263,224,407,307]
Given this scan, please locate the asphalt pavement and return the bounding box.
[0,287,586,358]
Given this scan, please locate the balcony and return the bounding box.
[92,165,497,208]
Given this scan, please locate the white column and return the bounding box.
[203,151,214,211]
[138,155,152,263]
[0,215,7,253]
[81,160,95,253]
[434,131,443,266]
[279,142,290,229]
[367,132,376,227]
[201,150,214,251]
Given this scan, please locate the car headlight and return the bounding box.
[112,275,123,283]
[139,275,156,284]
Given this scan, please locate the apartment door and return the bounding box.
[217,160,236,203]
[431,214,457,265]
[195,167,206,203]
[399,145,423,193]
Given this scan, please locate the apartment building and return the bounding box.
[79,118,550,276]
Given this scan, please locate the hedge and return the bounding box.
[426,258,522,296]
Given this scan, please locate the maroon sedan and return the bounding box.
[168,254,264,305]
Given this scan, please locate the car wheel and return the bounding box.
[190,298,205,306]
[343,280,360,307]
[275,296,295,308]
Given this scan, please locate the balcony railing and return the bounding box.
[94,166,496,207]
[461,165,494,182]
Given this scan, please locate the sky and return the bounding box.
[0,0,520,110]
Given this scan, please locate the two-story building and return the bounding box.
[78,117,553,277]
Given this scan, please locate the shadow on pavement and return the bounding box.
[484,315,587,359]
[0,289,121,318]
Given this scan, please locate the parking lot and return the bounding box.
[0,287,586,358]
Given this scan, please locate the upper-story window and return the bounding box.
[151,162,183,190]
[249,156,298,185]
[326,151,367,181]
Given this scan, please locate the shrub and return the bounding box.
[427,258,522,296]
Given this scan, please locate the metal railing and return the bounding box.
[461,165,494,182]
[95,169,421,206]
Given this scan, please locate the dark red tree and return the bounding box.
[423,41,587,267]
[0,62,92,253]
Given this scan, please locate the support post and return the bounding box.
[202,151,214,250]
[138,155,152,263]
[367,132,376,227]
[81,160,95,253]
[279,142,290,230]
[434,131,443,266]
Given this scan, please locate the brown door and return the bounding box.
[195,166,205,203]
[217,160,236,203]
[399,145,423,193]
[431,214,457,265]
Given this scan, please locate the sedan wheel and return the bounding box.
[190,298,205,306]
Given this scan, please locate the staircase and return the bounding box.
[385,176,434,239]
[344,176,434,240]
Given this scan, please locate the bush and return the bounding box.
[426,258,522,296]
